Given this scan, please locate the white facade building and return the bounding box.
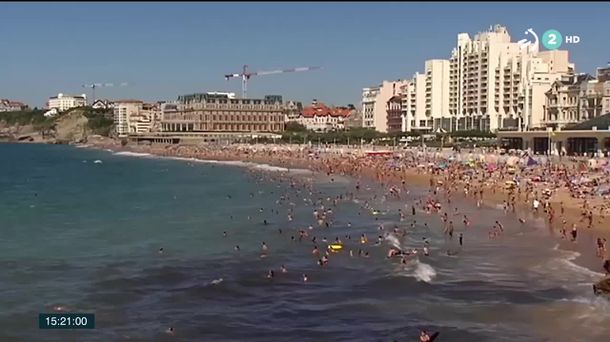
[113,100,143,137]
[446,25,574,132]
[401,73,426,132]
[361,80,408,133]
[425,59,451,131]
[47,93,87,112]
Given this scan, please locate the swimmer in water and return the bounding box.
[223,231,227,237]
[266,270,274,279]
[165,327,175,335]
[387,248,402,258]
[260,242,268,257]
[281,265,287,273]
[303,274,308,282]
[234,245,240,251]
[158,248,164,254]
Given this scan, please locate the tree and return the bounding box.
[285,121,308,132]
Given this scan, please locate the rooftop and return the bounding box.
[302,102,352,118]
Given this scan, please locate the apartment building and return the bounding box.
[400,73,426,132]
[362,86,380,129]
[113,100,143,137]
[448,25,524,131]
[161,93,285,133]
[425,59,451,131]
[359,25,580,133]
[386,96,402,133]
[580,66,610,120]
[47,93,87,112]
[543,66,610,128]
[361,80,408,133]
[543,74,594,128]
[446,25,577,132]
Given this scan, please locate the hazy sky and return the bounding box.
[1,2,609,108]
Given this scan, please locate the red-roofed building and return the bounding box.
[296,100,354,131]
[0,99,29,112]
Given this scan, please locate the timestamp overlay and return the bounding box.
[39,313,95,330]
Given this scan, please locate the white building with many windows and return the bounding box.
[361,80,408,133]
[448,25,573,131]
[425,59,451,131]
[47,93,87,112]
[113,100,143,137]
[400,73,426,132]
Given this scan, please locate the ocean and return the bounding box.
[1,143,609,341]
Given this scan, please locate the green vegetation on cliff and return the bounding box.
[82,107,114,136]
[0,107,115,138]
[0,109,52,126]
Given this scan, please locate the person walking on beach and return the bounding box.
[570,224,578,242]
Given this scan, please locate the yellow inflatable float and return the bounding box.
[328,244,343,252]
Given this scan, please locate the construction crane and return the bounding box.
[224,65,320,98]
[81,82,130,104]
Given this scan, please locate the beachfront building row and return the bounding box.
[47,93,87,112]
[293,100,354,132]
[0,99,29,112]
[362,25,577,133]
[542,66,610,129]
[160,93,285,134]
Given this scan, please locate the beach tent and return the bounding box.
[526,156,538,167]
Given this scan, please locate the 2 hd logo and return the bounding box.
[541,29,580,50]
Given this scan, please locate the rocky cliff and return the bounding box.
[0,108,114,144]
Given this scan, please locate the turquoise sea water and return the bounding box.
[1,143,610,341]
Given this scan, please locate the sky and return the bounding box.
[1,2,609,108]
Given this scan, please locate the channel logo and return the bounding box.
[542,29,581,50]
[517,28,539,52]
[518,28,581,51]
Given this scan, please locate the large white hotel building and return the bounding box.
[362,25,574,133]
